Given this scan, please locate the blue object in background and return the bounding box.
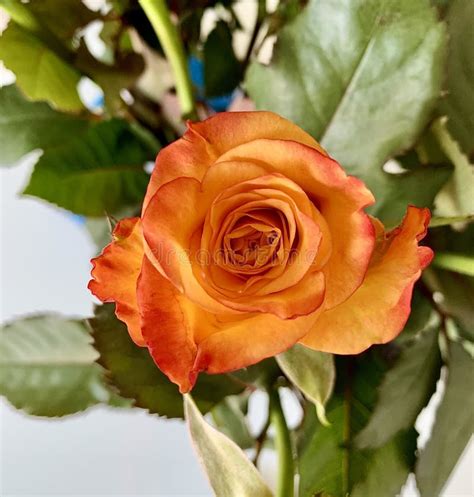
[69,214,87,225]
[188,55,236,112]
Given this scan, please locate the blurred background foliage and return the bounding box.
[0,1,472,496]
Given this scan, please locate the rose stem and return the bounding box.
[269,387,294,497]
[252,413,271,466]
[138,0,197,120]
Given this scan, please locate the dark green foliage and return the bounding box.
[24,119,156,216]
[89,304,244,419]
[299,354,417,497]
[204,21,241,97]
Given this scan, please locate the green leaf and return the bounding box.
[433,118,474,217]
[18,0,98,43]
[276,344,334,425]
[426,224,474,337]
[0,85,89,166]
[367,163,451,227]
[211,394,254,449]
[204,21,241,97]
[416,340,474,496]
[246,0,447,225]
[351,431,417,497]
[439,0,474,156]
[299,354,415,497]
[396,290,434,343]
[432,252,474,277]
[184,395,274,497]
[89,304,244,419]
[356,326,441,449]
[23,119,156,216]
[247,0,446,172]
[0,22,83,111]
[0,314,115,417]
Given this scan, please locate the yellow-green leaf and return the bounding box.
[185,395,273,497]
[0,22,83,111]
[277,344,334,426]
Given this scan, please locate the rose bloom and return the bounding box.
[89,111,432,393]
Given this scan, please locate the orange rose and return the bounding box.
[89,111,433,393]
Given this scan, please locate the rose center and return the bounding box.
[217,210,287,276]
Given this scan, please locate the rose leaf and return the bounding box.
[415,340,474,496]
[298,353,416,497]
[184,394,274,497]
[0,22,83,112]
[438,0,474,156]
[433,118,474,218]
[356,325,442,449]
[211,394,254,450]
[23,119,157,216]
[277,344,335,426]
[0,85,90,166]
[0,314,124,417]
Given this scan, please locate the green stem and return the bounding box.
[269,388,294,497]
[138,0,196,119]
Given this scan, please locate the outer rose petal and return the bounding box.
[137,256,204,393]
[143,111,326,210]
[88,218,145,346]
[299,207,433,354]
[137,255,323,393]
[193,304,322,376]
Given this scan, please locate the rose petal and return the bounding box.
[142,175,239,315]
[136,255,323,392]
[202,179,322,291]
[193,306,322,376]
[143,111,326,210]
[215,139,376,308]
[145,169,326,318]
[142,163,301,315]
[299,207,433,354]
[88,218,145,346]
[137,255,208,393]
